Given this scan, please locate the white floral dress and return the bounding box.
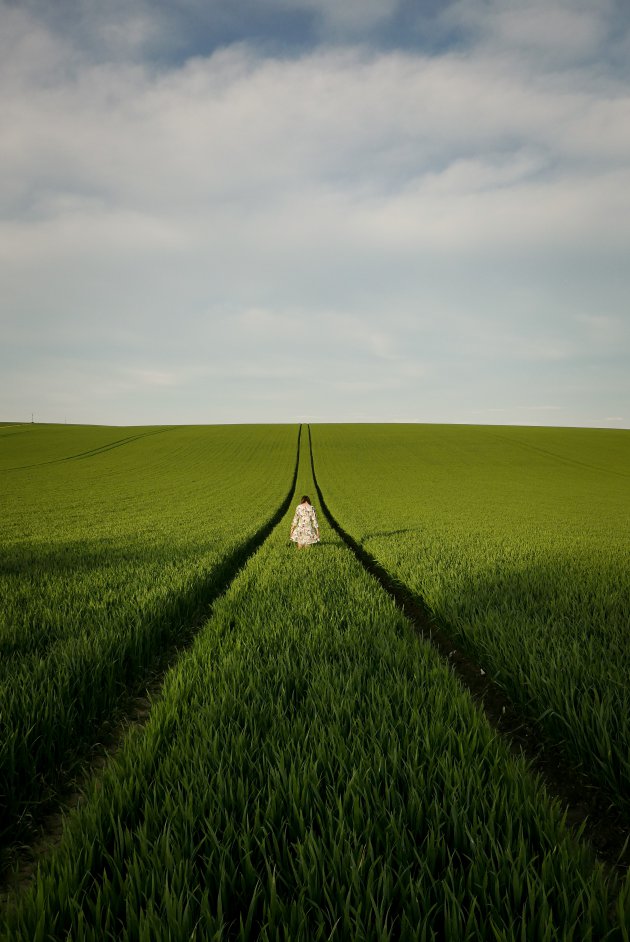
[290,503,320,545]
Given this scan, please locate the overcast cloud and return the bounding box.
[1,0,629,426]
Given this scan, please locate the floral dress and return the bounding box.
[290,503,320,545]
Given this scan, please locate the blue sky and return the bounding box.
[1,0,629,427]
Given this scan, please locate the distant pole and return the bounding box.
[31,413,34,424]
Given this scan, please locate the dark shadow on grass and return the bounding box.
[0,538,218,578]
[362,528,423,542]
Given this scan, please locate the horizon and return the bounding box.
[3,417,629,432]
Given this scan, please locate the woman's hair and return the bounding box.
[300,495,311,504]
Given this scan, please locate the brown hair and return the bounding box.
[300,495,311,504]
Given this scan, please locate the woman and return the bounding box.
[290,495,320,549]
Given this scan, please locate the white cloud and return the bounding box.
[127,369,180,388]
[1,4,629,425]
[517,405,562,411]
[4,42,630,244]
[0,7,74,84]
[447,0,614,62]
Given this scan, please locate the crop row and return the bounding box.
[310,423,630,812]
[0,424,298,853]
[3,431,628,939]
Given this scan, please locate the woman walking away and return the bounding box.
[290,495,320,549]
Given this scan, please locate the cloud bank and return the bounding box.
[1,0,629,426]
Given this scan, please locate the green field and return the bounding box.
[0,423,298,850]
[312,424,630,813]
[1,422,629,938]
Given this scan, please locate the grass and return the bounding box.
[311,423,630,812]
[0,423,298,851]
[3,428,629,940]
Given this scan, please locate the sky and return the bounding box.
[1,0,629,427]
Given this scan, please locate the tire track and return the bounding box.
[307,425,630,877]
[0,427,177,473]
[1,426,303,895]
[490,431,630,479]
